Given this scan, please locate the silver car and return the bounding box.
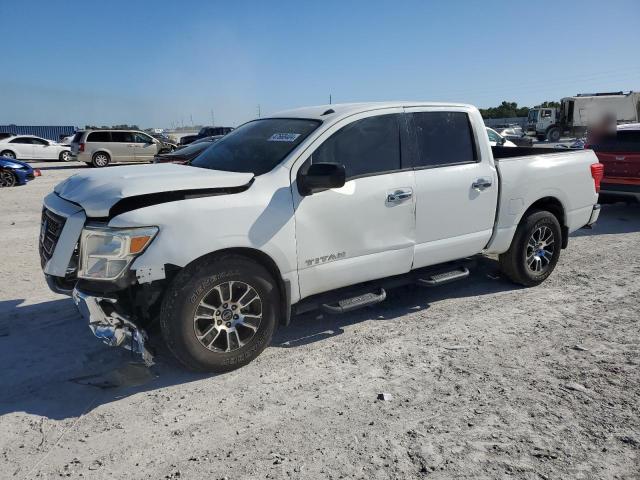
[70,130,163,167]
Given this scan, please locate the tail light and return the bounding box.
[590,163,604,193]
[79,143,85,152]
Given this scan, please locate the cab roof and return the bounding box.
[266,101,474,122]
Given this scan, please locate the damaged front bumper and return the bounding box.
[72,288,154,366]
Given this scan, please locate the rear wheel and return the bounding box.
[499,210,562,287]
[160,255,279,372]
[92,152,110,167]
[0,170,17,187]
[59,151,71,162]
[1,150,16,159]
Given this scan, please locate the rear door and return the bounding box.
[405,107,498,267]
[7,137,35,159]
[110,131,136,162]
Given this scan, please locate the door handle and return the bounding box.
[472,179,492,191]
[386,189,413,203]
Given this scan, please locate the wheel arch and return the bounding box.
[173,247,292,326]
[0,148,16,157]
[521,196,568,248]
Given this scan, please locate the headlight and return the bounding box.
[78,226,158,280]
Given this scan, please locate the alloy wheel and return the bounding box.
[193,281,263,353]
[526,225,555,273]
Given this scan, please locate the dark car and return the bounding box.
[153,137,220,164]
[179,126,234,145]
[0,156,41,187]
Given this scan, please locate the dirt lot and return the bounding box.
[1,161,639,480]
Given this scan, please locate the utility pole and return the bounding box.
[329,94,332,104]
[257,105,261,118]
[190,114,194,127]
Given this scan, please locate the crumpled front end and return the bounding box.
[40,192,156,364]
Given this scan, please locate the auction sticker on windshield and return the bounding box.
[268,133,301,142]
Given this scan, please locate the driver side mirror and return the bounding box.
[297,162,346,196]
[498,137,506,146]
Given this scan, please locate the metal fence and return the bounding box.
[0,125,77,141]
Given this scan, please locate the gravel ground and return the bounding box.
[1,161,639,480]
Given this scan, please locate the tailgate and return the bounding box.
[597,151,640,182]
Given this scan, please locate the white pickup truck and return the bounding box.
[40,102,603,372]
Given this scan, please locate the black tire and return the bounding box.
[160,254,279,372]
[547,127,561,142]
[1,150,16,159]
[92,152,110,167]
[499,210,562,287]
[59,150,71,162]
[0,169,17,187]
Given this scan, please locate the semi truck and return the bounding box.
[527,91,640,142]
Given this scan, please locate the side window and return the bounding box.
[541,109,552,119]
[134,133,153,143]
[87,131,111,142]
[312,114,401,179]
[111,131,134,143]
[411,111,477,167]
[10,137,32,144]
[32,138,49,145]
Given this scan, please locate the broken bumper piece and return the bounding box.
[72,288,154,366]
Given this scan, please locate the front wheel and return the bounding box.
[499,210,562,287]
[0,170,17,187]
[547,128,561,142]
[1,150,16,159]
[160,255,279,372]
[59,150,71,162]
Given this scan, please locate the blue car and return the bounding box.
[0,156,40,187]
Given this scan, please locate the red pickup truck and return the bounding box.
[589,124,640,202]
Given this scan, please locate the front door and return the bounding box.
[405,108,498,267]
[293,109,416,299]
[133,132,157,162]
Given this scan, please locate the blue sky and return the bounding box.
[1,0,639,128]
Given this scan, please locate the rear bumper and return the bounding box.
[586,204,600,226]
[601,182,640,201]
[72,288,153,365]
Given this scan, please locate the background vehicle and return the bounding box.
[589,123,640,202]
[0,132,14,141]
[0,157,40,187]
[191,134,224,145]
[41,102,601,373]
[179,126,234,145]
[153,138,219,164]
[493,124,533,146]
[150,133,178,153]
[486,127,516,147]
[528,91,640,142]
[0,135,71,161]
[70,130,163,167]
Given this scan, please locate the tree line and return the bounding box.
[479,101,560,119]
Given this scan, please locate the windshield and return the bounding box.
[191,118,321,175]
[528,110,538,122]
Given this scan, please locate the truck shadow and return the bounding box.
[0,256,518,420]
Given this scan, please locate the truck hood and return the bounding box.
[54,163,254,217]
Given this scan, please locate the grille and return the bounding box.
[39,208,66,269]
